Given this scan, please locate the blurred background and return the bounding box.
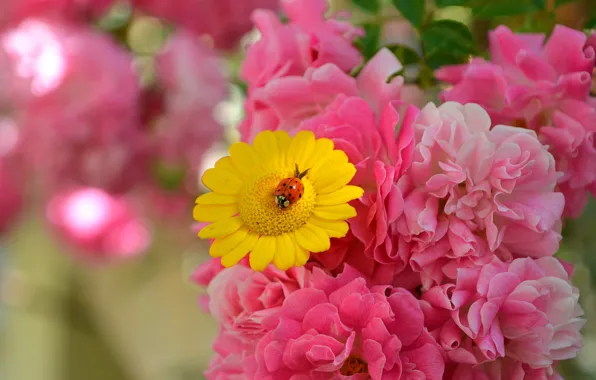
[0,0,596,379]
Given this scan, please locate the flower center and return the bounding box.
[340,355,368,376]
[238,169,316,236]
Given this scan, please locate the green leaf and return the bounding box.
[352,0,381,13]
[585,17,596,30]
[354,23,382,59]
[392,0,426,29]
[472,0,544,17]
[388,44,421,65]
[421,19,476,69]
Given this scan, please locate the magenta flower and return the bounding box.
[0,0,112,27]
[240,0,362,90]
[397,102,564,287]
[437,25,596,217]
[246,266,445,379]
[47,187,151,261]
[0,159,23,234]
[424,257,584,371]
[449,357,563,380]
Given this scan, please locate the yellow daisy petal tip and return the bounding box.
[195,130,361,270]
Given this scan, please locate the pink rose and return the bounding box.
[246,266,445,379]
[2,19,146,193]
[0,0,112,28]
[424,257,584,371]
[437,24,596,217]
[448,357,563,380]
[240,0,362,90]
[131,0,278,50]
[0,159,23,234]
[207,264,313,346]
[397,102,564,287]
[47,187,151,261]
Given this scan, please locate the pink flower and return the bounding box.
[423,257,584,371]
[448,358,563,380]
[437,25,596,218]
[2,19,146,193]
[0,159,23,233]
[207,264,313,346]
[241,47,403,142]
[46,187,151,261]
[131,0,278,50]
[240,0,362,90]
[246,266,445,379]
[0,0,112,28]
[148,31,227,169]
[397,102,564,287]
[205,328,252,379]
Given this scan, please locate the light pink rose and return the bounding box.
[47,187,151,261]
[246,266,445,380]
[424,257,584,371]
[148,31,227,170]
[207,264,313,346]
[437,24,596,217]
[2,19,146,193]
[240,0,362,90]
[397,102,564,287]
[0,0,112,28]
[448,357,563,380]
[131,0,278,50]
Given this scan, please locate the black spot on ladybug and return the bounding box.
[299,194,302,198]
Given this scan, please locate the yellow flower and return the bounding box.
[194,130,363,271]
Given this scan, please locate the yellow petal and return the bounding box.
[273,131,292,167]
[313,162,355,194]
[202,167,243,195]
[249,235,276,271]
[287,131,315,171]
[193,203,238,222]
[214,156,245,179]
[273,234,296,270]
[294,242,310,267]
[316,186,364,206]
[313,204,357,220]
[196,192,237,205]
[294,224,330,253]
[308,217,349,238]
[252,131,279,168]
[229,142,260,175]
[210,228,249,257]
[221,232,259,267]
[302,138,334,171]
[198,216,243,239]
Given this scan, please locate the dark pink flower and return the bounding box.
[246,266,445,379]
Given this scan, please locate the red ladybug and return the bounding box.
[274,164,310,209]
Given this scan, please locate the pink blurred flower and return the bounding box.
[240,0,362,90]
[437,25,596,217]
[0,0,113,28]
[205,328,252,379]
[423,257,584,371]
[47,187,151,261]
[131,0,278,50]
[2,19,146,193]
[397,102,564,287]
[0,159,23,233]
[148,31,227,169]
[207,264,313,346]
[246,266,445,379]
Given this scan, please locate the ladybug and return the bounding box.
[274,164,310,209]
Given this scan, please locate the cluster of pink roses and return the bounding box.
[195,0,592,378]
[0,0,277,259]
